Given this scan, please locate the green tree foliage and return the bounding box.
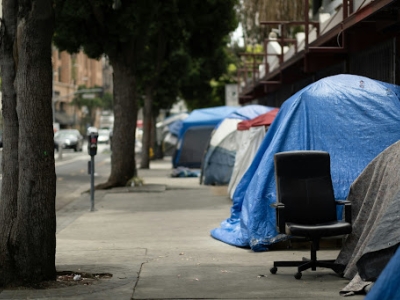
[71,85,108,130]
[54,0,167,187]
[54,0,237,112]
[72,86,103,110]
[180,0,239,109]
[136,1,238,167]
[54,0,238,176]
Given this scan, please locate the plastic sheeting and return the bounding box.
[202,105,275,186]
[336,140,400,295]
[158,113,188,156]
[227,126,266,199]
[211,74,400,251]
[237,108,279,130]
[365,246,400,300]
[227,109,280,198]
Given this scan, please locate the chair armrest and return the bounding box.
[271,203,286,233]
[335,200,352,224]
[270,203,285,208]
[335,200,351,205]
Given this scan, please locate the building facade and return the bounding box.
[238,0,400,107]
[52,47,108,132]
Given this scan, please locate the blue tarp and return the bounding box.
[173,106,238,168]
[168,119,184,137]
[225,105,274,121]
[365,246,400,300]
[178,106,239,138]
[211,74,400,251]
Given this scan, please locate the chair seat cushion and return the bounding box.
[286,221,352,239]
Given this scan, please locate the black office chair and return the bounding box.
[270,150,352,279]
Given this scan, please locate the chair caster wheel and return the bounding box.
[270,267,277,274]
[294,272,302,279]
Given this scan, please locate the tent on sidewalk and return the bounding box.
[211,74,400,251]
[364,244,400,300]
[172,106,238,169]
[227,108,279,199]
[335,140,400,296]
[156,113,189,156]
[201,105,275,186]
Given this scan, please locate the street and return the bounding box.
[54,142,112,210]
[0,142,113,211]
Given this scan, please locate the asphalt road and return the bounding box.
[54,143,112,210]
[0,143,112,211]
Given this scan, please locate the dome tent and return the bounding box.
[211,74,400,251]
[172,106,238,169]
[201,105,275,186]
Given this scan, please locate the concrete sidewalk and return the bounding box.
[0,158,364,300]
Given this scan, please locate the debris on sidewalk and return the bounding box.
[127,176,144,186]
[171,167,200,178]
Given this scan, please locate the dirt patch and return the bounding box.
[5,271,112,290]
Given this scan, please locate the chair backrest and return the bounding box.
[274,151,337,225]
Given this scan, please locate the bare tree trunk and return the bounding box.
[0,0,56,286]
[140,85,153,169]
[151,110,158,158]
[140,31,166,169]
[0,0,20,285]
[97,57,138,188]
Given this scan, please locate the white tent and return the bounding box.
[227,126,266,199]
[227,108,279,199]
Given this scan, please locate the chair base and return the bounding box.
[270,259,346,279]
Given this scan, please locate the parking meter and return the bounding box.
[88,131,98,212]
[88,132,99,156]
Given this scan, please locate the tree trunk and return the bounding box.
[151,110,158,158]
[97,57,138,188]
[140,85,153,169]
[0,0,56,286]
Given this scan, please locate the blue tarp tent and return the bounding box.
[365,246,400,300]
[173,106,238,168]
[202,105,275,185]
[211,74,400,251]
[157,113,189,156]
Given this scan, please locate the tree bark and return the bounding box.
[97,56,138,188]
[140,85,153,169]
[0,0,56,286]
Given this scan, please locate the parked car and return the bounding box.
[97,129,110,144]
[54,129,83,152]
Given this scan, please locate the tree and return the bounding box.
[54,0,155,188]
[138,1,238,168]
[137,2,190,169]
[72,85,109,131]
[54,0,238,179]
[0,0,56,286]
[139,49,190,164]
[181,48,233,109]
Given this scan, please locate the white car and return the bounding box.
[97,129,110,144]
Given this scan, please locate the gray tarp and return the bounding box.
[336,140,400,295]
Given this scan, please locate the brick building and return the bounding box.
[52,47,108,132]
